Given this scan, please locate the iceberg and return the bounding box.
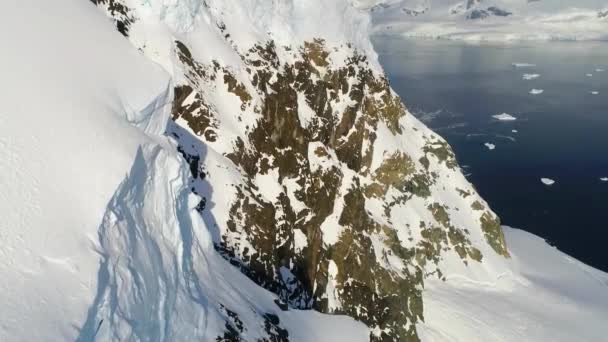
[493,113,517,121]
[513,63,536,68]
[541,178,556,186]
[523,74,540,80]
[530,89,544,95]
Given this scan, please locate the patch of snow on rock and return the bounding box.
[294,229,308,251]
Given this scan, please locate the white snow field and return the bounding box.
[0,0,171,339]
[418,227,608,342]
[364,0,608,41]
[1,0,607,341]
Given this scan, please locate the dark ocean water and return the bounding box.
[374,37,608,271]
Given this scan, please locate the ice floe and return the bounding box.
[512,63,536,68]
[541,178,555,186]
[530,89,544,95]
[523,74,540,80]
[600,177,608,182]
[415,109,444,123]
[467,133,515,142]
[493,113,517,121]
[591,91,599,95]
[484,143,496,150]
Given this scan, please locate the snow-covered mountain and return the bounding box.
[0,0,607,341]
[367,0,608,41]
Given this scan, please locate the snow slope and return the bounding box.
[418,227,608,342]
[367,0,608,41]
[78,140,368,341]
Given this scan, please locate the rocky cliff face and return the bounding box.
[92,0,509,340]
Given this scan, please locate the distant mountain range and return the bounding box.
[364,0,608,41]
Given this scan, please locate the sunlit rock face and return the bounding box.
[92,0,509,340]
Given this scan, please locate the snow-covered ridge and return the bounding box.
[95,0,381,72]
[0,0,368,341]
[0,0,169,338]
[369,0,608,41]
